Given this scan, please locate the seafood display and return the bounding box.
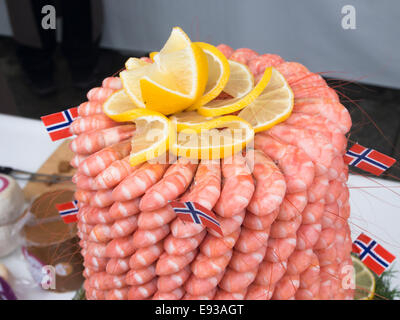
[70,38,354,300]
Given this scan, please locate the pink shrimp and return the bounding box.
[78,139,132,177]
[246,150,286,216]
[70,125,135,155]
[157,266,191,292]
[216,44,234,58]
[77,101,104,117]
[230,48,259,65]
[128,278,157,300]
[102,77,122,90]
[183,288,217,300]
[90,189,114,208]
[265,236,297,262]
[294,98,352,134]
[248,54,285,76]
[271,274,300,300]
[132,225,170,249]
[87,87,115,102]
[139,158,198,211]
[156,250,197,276]
[106,235,135,258]
[70,154,88,168]
[229,246,266,272]
[219,267,258,293]
[325,180,343,204]
[106,257,130,275]
[200,228,241,257]
[321,202,339,228]
[191,251,232,278]
[126,264,156,285]
[86,241,108,258]
[296,224,322,250]
[277,191,308,221]
[209,210,245,237]
[89,272,126,290]
[268,124,335,175]
[294,86,339,102]
[214,154,255,217]
[243,210,278,231]
[77,221,95,235]
[110,215,138,238]
[78,206,114,225]
[215,288,247,300]
[72,172,97,190]
[109,198,141,220]
[153,287,185,300]
[94,157,139,190]
[70,114,117,136]
[106,288,129,300]
[85,285,106,300]
[269,214,302,239]
[287,249,314,275]
[83,267,96,279]
[235,227,270,253]
[254,261,287,286]
[307,175,329,203]
[83,254,108,271]
[246,284,274,300]
[89,223,113,242]
[129,241,164,269]
[301,199,325,224]
[317,242,337,267]
[314,227,336,250]
[138,206,176,230]
[184,272,224,296]
[255,133,314,193]
[275,62,310,84]
[112,161,169,201]
[74,189,95,204]
[329,155,345,181]
[290,73,326,90]
[164,230,207,255]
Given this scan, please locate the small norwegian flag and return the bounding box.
[56,200,79,224]
[170,201,223,236]
[352,233,396,276]
[344,143,396,176]
[41,107,78,141]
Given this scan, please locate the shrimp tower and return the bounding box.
[70,30,354,300]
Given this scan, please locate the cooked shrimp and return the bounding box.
[216,44,234,58]
[214,154,254,217]
[243,210,278,231]
[70,114,117,136]
[246,150,286,216]
[138,206,176,230]
[106,257,130,275]
[229,246,266,272]
[109,198,141,220]
[314,227,336,250]
[296,224,321,250]
[287,249,314,275]
[139,158,198,211]
[164,230,207,255]
[246,284,274,300]
[129,241,164,269]
[86,241,107,258]
[79,206,114,225]
[277,191,308,221]
[89,223,113,242]
[77,101,104,117]
[254,261,287,286]
[79,139,132,177]
[269,214,302,239]
[73,172,97,190]
[106,288,129,300]
[255,133,314,193]
[83,254,108,271]
[89,272,126,290]
[235,227,270,253]
[325,180,343,204]
[184,271,224,296]
[157,266,191,292]
[215,288,247,300]
[248,54,284,76]
[265,236,297,263]
[191,251,232,278]
[316,242,337,267]
[128,278,157,300]
[153,287,185,300]
[200,228,241,257]
[102,77,122,90]
[126,264,156,285]
[132,225,170,249]
[230,48,259,65]
[275,62,310,85]
[183,288,217,300]
[219,267,258,293]
[90,189,114,208]
[87,87,115,102]
[70,125,135,155]
[271,274,300,300]
[307,175,329,203]
[74,189,95,204]
[112,162,169,201]
[70,154,88,168]
[301,199,325,224]
[106,235,135,258]
[156,250,197,276]
[209,210,244,237]
[110,215,138,238]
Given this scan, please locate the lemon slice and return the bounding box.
[186,42,230,111]
[197,61,270,117]
[149,52,158,61]
[170,116,254,160]
[120,27,208,115]
[238,67,294,132]
[170,111,213,132]
[103,90,139,121]
[111,108,175,166]
[125,57,151,70]
[352,255,376,300]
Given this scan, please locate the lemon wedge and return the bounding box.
[170,116,254,159]
[103,90,139,121]
[186,42,230,111]
[352,256,376,300]
[120,27,208,115]
[238,67,294,132]
[110,107,175,166]
[170,111,213,132]
[197,61,268,117]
